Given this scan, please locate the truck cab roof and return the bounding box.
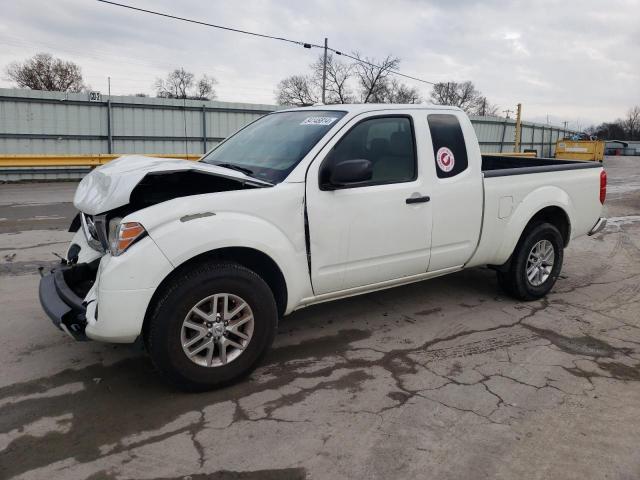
[279,103,464,115]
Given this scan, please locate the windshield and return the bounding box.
[201,110,347,183]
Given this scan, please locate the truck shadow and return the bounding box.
[280,266,500,329]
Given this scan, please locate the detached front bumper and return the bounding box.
[588,217,607,236]
[39,266,91,341]
[39,234,174,344]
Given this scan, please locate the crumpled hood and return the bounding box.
[73,155,269,215]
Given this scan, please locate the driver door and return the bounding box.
[305,112,433,295]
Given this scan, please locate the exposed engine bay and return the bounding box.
[69,169,265,256]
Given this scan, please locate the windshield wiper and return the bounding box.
[212,162,274,186]
[215,163,254,176]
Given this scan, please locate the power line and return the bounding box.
[96,0,320,48]
[3,33,278,96]
[96,0,437,86]
[331,51,436,86]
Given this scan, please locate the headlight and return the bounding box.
[107,217,122,250]
[109,221,146,256]
[81,213,103,251]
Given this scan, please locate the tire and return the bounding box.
[146,262,278,391]
[496,222,564,301]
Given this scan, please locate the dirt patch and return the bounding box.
[523,325,628,357]
[598,361,640,381]
[414,307,442,316]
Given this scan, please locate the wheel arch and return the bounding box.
[142,247,288,339]
[493,205,571,272]
[524,206,571,247]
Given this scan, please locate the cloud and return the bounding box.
[0,0,638,128]
[502,32,530,56]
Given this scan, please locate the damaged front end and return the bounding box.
[39,260,99,340]
[39,155,271,341]
[73,155,271,216]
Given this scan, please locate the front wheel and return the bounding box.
[146,262,278,391]
[497,222,564,301]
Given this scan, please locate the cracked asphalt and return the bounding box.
[1,156,639,480]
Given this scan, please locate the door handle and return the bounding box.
[406,195,430,204]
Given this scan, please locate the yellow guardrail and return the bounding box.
[0,154,201,167]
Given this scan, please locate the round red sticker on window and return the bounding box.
[436,147,455,172]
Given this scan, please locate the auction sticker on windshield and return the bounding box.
[436,146,455,172]
[300,116,338,126]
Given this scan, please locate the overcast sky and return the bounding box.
[1,0,638,129]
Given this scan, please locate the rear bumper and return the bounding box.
[39,267,89,341]
[588,217,607,236]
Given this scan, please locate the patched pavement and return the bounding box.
[1,157,639,479]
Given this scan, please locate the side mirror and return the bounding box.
[325,159,373,189]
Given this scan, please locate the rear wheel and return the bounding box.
[146,262,278,391]
[496,222,564,301]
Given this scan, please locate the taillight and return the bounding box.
[599,170,607,204]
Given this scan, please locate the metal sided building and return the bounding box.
[0,88,274,156]
[0,88,573,160]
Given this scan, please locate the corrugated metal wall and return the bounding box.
[0,88,571,157]
[0,88,274,155]
[469,116,570,157]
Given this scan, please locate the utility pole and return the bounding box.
[514,103,522,152]
[107,76,112,153]
[321,37,328,104]
[503,108,513,119]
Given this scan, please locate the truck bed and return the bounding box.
[482,154,601,177]
[468,154,604,269]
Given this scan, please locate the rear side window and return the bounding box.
[428,114,469,178]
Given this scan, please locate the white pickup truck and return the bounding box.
[39,104,607,390]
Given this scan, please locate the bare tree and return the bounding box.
[275,53,425,105]
[623,106,640,139]
[352,53,400,103]
[430,81,487,114]
[155,68,217,100]
[586,106,640,141]
[475,96,500,116]
[383,78,422,104]
[591,121,627,140]
[5,53,85,92]
[155,68,193,99]
[311,53,353,104]
[193,74,217,100]
[276,75,317,106]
